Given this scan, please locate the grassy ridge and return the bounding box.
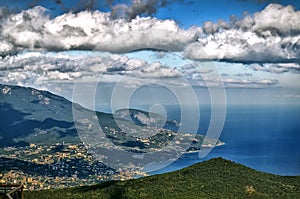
[25,158,300,199]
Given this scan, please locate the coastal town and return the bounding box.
[0,130,223,191]
[0,142,148,190]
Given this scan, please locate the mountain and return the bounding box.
[0,84,224,189]
[0,84,78,147]
[0,84,178,147]
[0,84,222,151]
[25,158,300,199]
[114,108,179,129]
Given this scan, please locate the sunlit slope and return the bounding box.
[26,158,300,199]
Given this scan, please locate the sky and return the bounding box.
[1,0,300,27]
[0,0,300,109]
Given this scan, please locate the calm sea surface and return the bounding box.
[150,104,300,176]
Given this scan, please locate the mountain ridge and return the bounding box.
[0,83,223,151]
[0,83,225,189]
[25,157,300,199]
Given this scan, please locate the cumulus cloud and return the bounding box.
[0,50,279,90]
[0,51,181,87]
[2,0,99,13]
[250,4,300,36]
[0,3,299,68]
[251,63,300,73]
[184,4,300,63]
[109,0,184,20]
[0,6,195,55]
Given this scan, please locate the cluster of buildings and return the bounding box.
[0,142,147,190]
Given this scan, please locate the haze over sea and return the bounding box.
[150,104,300,176]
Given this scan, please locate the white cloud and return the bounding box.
[0,3,299,94]
[0,4,299,66]
[0,50,279,90]
[109,0,185,20]
[184,28,300,63]
[0,51,182,86]
[0,6,194,54]
[188,73,278,88]
[184,3,300,63]
[250,4,300,36]
[0,40,14,56]
[221,77,278,88]
[251,63,300,73]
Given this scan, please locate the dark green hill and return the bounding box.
[25,158,300,199]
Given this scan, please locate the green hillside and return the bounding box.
[25,158,300,199]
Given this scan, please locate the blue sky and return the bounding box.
[156,0,300,28]
[2,0,300,27]
[0,0,300,108]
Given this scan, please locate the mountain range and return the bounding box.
[0,83,222,151]
[0,83,224,189]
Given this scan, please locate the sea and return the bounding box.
[149,104,300,176]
